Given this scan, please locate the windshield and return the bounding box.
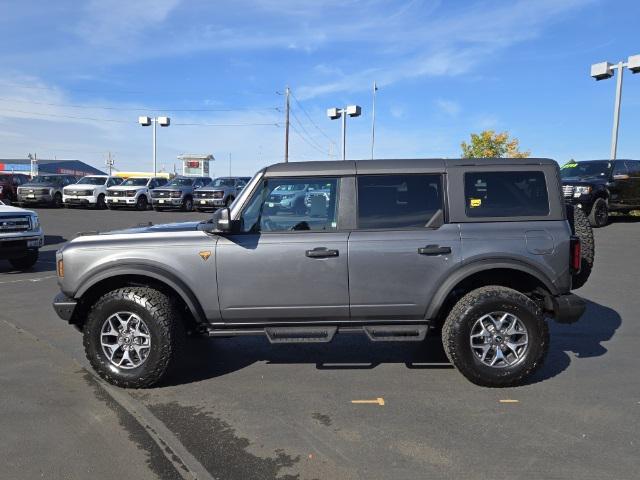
[77,176,107,185]
[165,177,194,187]
[30,175,61,184]
[561,161,612,179]
[209,178,235,188]
[121,178,149,186]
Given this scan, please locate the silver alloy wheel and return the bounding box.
[100,312,151,370]
[469,312,529,368]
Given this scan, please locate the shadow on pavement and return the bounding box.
[164,333,453,387]
[0,249,57,274]
[528,299,622,384]
[165,298,621,388]
[45,235,67,246]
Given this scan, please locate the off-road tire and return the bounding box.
[83,287,185,388]
[588,197,608,228]
[9,250,38,270]
[442,286,549,387]
[566,204,595,289]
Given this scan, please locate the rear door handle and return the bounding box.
[305,247,339,258]
[418,245,451,255]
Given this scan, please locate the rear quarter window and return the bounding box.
[464,171,549,218]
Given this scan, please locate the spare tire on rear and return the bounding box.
[566,204,594,289]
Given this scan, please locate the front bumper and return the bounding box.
[64,195,98,205]
[564,196,595,213]
[52,292,78,322]
[18,193,54,204]
[552,293,586,324]
[106,196,137,206]
[195,198,225,209]
[152,198,183,207]
[0,234,43,259]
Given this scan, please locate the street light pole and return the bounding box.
[590,55,640,160]
[327,105,362,161]
[139,116,170,176]
[152,118,157,176]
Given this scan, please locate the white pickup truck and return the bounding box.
[0,200,44,270]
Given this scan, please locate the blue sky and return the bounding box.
[0,0,639,176]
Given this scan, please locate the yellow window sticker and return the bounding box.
[470,198,482,208]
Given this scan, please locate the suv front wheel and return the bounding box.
[442,286,548,387]
[83,287,185,388]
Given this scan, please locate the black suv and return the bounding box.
[561,159,640,227]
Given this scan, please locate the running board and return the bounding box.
[265,326,338,343]
[363,325,427,342]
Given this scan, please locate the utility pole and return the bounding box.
[371,81,378,160]
[106,151,114,176]
[284,86,290,163]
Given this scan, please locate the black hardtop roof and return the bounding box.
[265,158,557,176]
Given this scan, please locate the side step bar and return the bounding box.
[206,324,428,343]
[265,326,337,343]
[363,325,427,342]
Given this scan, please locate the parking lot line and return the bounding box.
[499,399,520,404]
[0,275,56,285]
[351,398,385,406]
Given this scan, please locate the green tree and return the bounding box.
[461,130,530,158]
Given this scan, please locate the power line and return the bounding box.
[0,96,279,112]
[290,109,326,152]
[0,107,280,127]
[290,90,332,142]
[289,123,328,156]
[0,81,277,97]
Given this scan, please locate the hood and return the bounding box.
[101,221,204,235]
[153,185,190,191]
[108,185,146,191]
[65,182,104,189]
[0,204,35,215]
[198,185,227,192]
[562,176,609,186]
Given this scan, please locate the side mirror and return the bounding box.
[204,207,240,234]
[613,174,630,180]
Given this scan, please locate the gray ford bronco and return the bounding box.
[52,159,594,388]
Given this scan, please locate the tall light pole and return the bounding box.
[138,116,170,176]
[327,105,361,160]
[590,55,640,159]
[371,81,378,160]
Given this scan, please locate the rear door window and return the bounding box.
[464,171,549,218]
[357,174,443,229]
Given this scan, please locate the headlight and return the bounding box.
[170,191,182,198]
[573,186,591,197]
[30,215,40,231]
[49,188,54,195]
[212,191,224,199]
[127,190,137,197]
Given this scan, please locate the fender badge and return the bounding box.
[199,251,212,261]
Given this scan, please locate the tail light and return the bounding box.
[570,235,581,273]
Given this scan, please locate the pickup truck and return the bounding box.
[0,200,43,270]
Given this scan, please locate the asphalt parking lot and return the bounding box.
[1,207,639,480]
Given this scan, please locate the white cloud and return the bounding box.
[436,99,460,117]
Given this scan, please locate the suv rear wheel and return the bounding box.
[83,287,185,388]
[442,286,548,387]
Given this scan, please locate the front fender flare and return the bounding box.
[74,262,207,324]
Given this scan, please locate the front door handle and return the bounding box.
[418,245,451,255]
[305,247,339,258]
